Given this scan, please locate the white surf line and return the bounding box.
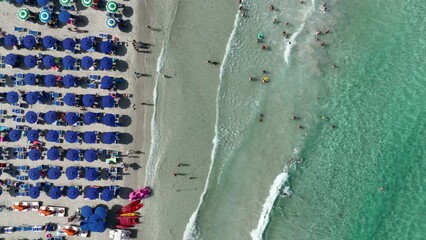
[182,3,244,239]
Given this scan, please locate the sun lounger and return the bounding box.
[17,191,28,197]
[29,30,40,36]
[0,109,7,114]
[17,165,29,171]
[23,226,33,231]
[88,82,97,88]
[13,117,24,122]
[32,225,44,232]
[0,63,5,68]
[2,226,14,233]
[99,33,109,39]
[14,26,26,32]
[38,206,66,217]
[17,154,26,160]
[17,176,28,181]
[50,92,61,98]
[19,183,31,189]
[15,147,24,152]
[52,100,63,106]
[15,226,25,232]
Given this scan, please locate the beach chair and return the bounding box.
[50,92,61,98]
[99,33,109,39]
[2,227,14,233]
[15,147,24,152]
[17,176,28,181]
[18,191,28,197]
[23,226,33,231]
[52,100,63,106]
[0,63,5,68]
[89,75,100,80]
[17,165,29,171]
[14,73,24,79]
[17,154,25,160]
[88,82,97,89]
[13,117,24,123]
[14,26,26,32]
[15,226,25,231]
[0,109,6,114]
[19,183,31,189]
[32,226,44,232]
[29,30,40,36]
[12,108,24,114]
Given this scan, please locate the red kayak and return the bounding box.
[117,200,143,214]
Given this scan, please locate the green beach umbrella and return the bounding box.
[59,0,71,6]
[18,8,29,21]
[82,0,93,7]
[106,1,117,13]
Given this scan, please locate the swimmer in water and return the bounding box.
[269,4,275,10]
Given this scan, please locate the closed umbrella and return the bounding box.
[62,38,76,51]
[39,10,51,23]
[100,76,113,89]
[105,18,117,28]
[5,53,18,67]
[102,114,116,126]
[49,186,62,199]
[58,10,71,23]
[24,55,37,68]
[28,187,40,199]
[27,129,40,142]
[84,149,97,162]
[100,41,113,54]
[83,132,97,144]
[47,147,60,160]
[62,55,76,69]
[85,187,99,199]
[28,149,41,161]
[18,8,29,21]
[67,186,80,199]
[66,167,79,180]
[25,111,38,124]
[37,0,49,6]
[66,149,79,161]
[28,168,41,180]
[6,91,19,104]
[47,167,62,180]
[106,1,118,13]
[24,73,37,85]
[63,74,76,87]
[83,112,97,124]
[81,206,93,218]
[63,93,76,106]
[101,95,115,108]
[42,55,55,68]
[42,36,56,48]
[44,74,57,87]
[82,94,96,107]
[80,56,93,70]
[8,129,21,142]
[45,130,59,142]
[26,91,40,104]
[4,34,18,47]
[23,35,37,49]
[101,188,114,201]
[44,111,58,124]
[80,37,93,50]
[85,168,98,181]
[65,131,78,143]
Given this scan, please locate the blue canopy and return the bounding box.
[82,94,96,107]
[101,95,115,108]
[49,186,62,199]
[28,168,41,180]
[102,114,116,126]
[28,149,41,160]
[26,91,40,104]
[63,93,76,106]
[24,73,37,85]
[58,11,71,23]
[80,37,93,51]
[66,167,78,180]
[85,187,99,199]
[42,36,56,49]
[47,147,60,160]
[89,221,100,232]
[62,55,76,69]
[4,34,17,47]
[28,187,40,199]
[84,149,97,162]
[5,53,18,66]
[83,112,97,124]
[45,130,59,142]
[95,221,107,233]
[101,188,114,201]
[100,41,113,54]
[80,56,93,70]
[100,76,113,89]
[6,91,19,104]
[62,38,76,51]
[102,132,116,144]
[66,149,79,161]
[89,213,102,221]
[44,111,58,124]
[44,74,56,87]
[24,55,37,68]
[63,74,76,87]
[65,112,79,125]
[99,57,113,70]
[42,55,55,68]
[23,35,36,49]
[83,131,96,144]
[8,129,21,142]
[37,0,49,6]
[67,186,80,199]
[81,206,93,218]
[65,131,78,143]
[47,167,62,180]
[15,0,25,3]
[25,111,38,124]
[85,168,98,181]
[80,220,90,231]
[94,206,108,218]
[27,129,40,142]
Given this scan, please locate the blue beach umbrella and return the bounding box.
[63,93,76,106]
[44,111,58,124]
[5,53,18,67]
[89,221,100,232]
[81,206,93,218]
[24,73,37,85]
[47,167,62,180]
[39,10,51,23]
[80,37,93,51]
[37,0,49,6]
[8,129,21,142]
[65,112,79,125]
[105,18,117,28]
[102,114,116,126]
[94,206,107,218]
[66,149,79,161]
[45,130,59,142]
[58,11,71,23]
[102,132,116,144]
[100,41,113,54]
[66,167,79,180]
[83,131,97,144]
[28,187,40,199]
[42,36,56,48]
[84,149,97,162]
[43,55,55,68]
[15,0,25,4]
[25,111,38,124]
[85,168,98,181]
[28,168,41,180]
[62,55,76,69]
[62,38,76,51]
[65,131,79,143]
[99,57,113,70]
[6,91,19,104]
[80,221,90,231]
[26,91,41,105]
[89,213,102,221]
[96,221,107,233]
[28,149,41,161]
[82,94,96,107]
[23,35,36,49]
[101,188,114,201]
[49,186,62,199]
[4,34,18,47]
[47,147,60,160]
[44,74,57,87]
[63,74,76,87]
[83,112,97,124]
[100,76,113,89]
[101,95,115,108]
[24,55,37,68]
[67,186,80,199]
[27,129,40,141]
[85,187,99,199]
[80,56,93,70]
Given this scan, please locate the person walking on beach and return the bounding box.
[208,60,220,65]
[134,72,143,78]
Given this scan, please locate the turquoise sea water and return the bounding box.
[183,0,426,239]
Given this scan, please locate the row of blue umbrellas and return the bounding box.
[5,91,43,104]
[28,185,115,201]
[28,166,100,181]
[25,110,118,126]
[17,73,115,89]
[23,147,99,161]
[7,129,118,144]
